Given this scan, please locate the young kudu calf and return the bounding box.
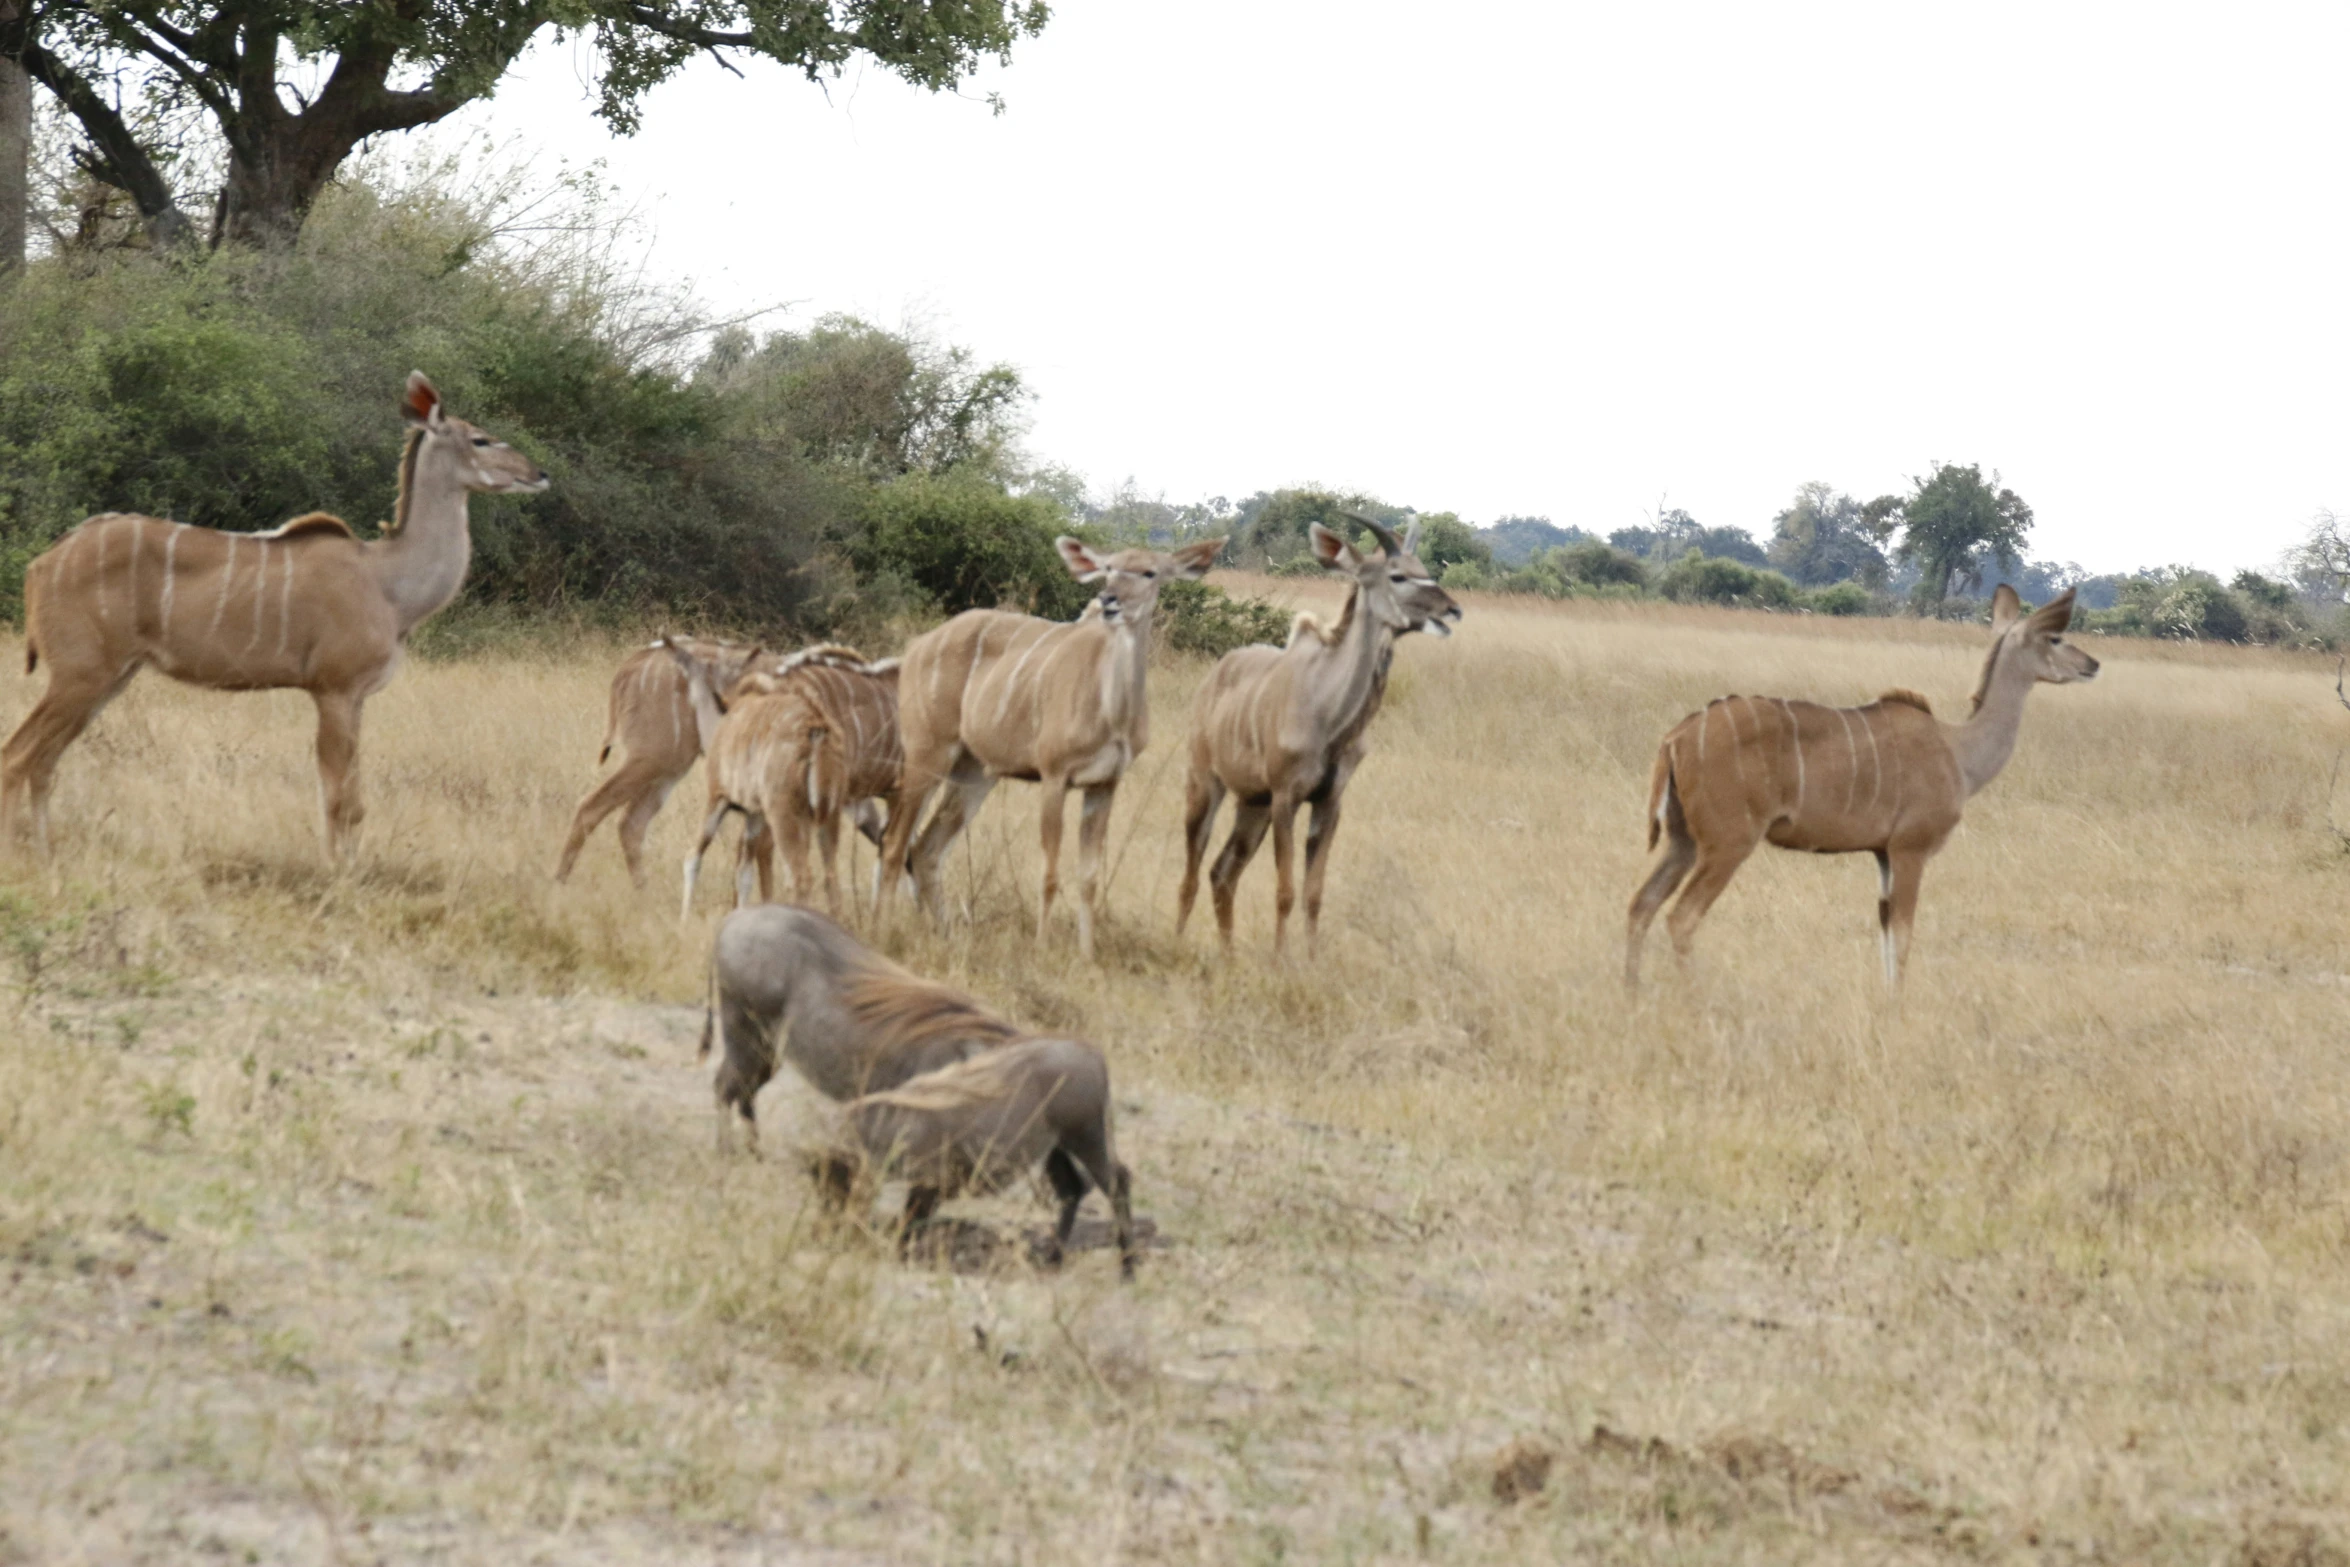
[880,535,1227,958]
[553,635,764,887]
[1177,517,1462,953]
[664,641,899,918]
[815,1037,1138,1277]
[1625,585,2098,990]
[1,375,547,857]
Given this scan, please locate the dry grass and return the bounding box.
[5,576,2350,1562]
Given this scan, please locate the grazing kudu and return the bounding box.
[881,535,1227,958]
[1625,585,2098,990]
[663,641,899,918]
[1177,516,1462,953]
[702,902,1020,1152]
[553,635,764,887]
[1,373,547,857]
[815,1036,1138,1277]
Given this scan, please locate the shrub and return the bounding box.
[1159,579,1292,658]
[848,471,1089,619]
[1807,582,1875,616]
[1554,540,1648,589]
[1439,561,1489,593]
[1656,550,1800,609]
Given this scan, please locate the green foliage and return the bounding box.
[1656,550,1800,609]
[0,165,1049,632]
[1478,515,1588,566]
[1611,510,1767,567]
[1766,482,1889,588]
[1409,512,1490,573]
[1806,581,1876,616]
[1159,579,1292,659]
[1891,463,2034,610]
[1233,488,1376,570]
[848,471,1089,619]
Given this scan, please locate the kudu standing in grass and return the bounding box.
[1,374,547,858]
[1177,516,1462,953]
[702,902,1023,1152]
[663,641,898,919]
[881,535,1227,958]
[1625,585,2098,990]
[553,636,766,887]
[814,1036,1138,1277]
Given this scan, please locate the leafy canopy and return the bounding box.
[1887,462,2034,610]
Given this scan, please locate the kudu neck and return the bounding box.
[1308,580,1394,727]
[1947,636,2037,796]
[369,437,474,635]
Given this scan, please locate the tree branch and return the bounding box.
[619,4,757,49]
[20,38,192,244]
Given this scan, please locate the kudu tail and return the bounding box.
[1645,745,1676,851]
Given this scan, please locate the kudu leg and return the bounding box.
[1300,790,1346,951]
[311,690,367,861]
[1879,848,1929,990]
[555,758,672,884]
[1664,837,1756,968]
[1176,765,1225,936]
[1036,776,1068,941]
[1,666,132,852]
[814,809,844,918]
[735,814,772,907]
[681,800,731,922]
[1209,802,1273,952]
[1073,782,1116,961]
[1625,825,1698,989]
[1268,793,1300,957]
[907,760,993,925]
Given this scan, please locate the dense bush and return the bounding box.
[1656,550,1801,609]
[0,160,1053,634]
[1159,579,1293,658]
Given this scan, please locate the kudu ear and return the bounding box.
[657,635,727,712]
[1056,536,1105,582]
[1989,583,2023,634]
[1170,536,1224,578]
[2024,585,2078,634]
[403,371,443,429]
[1309,523,1360,572]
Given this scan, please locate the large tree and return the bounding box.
[1882,461,2034,611]
[1765,481,1892,588]
[9,1,1049,249]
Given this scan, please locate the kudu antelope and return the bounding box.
[664,640,900,919]
[880,535,1227,958]
[553,636,764,887]
[0,374,547,858]
[1177,516,1462,953]
[814,1037,1138,1277]
[1625,585,2098,990]
[702,902,1022,1152]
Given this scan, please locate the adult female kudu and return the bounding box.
[701,901,1022,1152]
[880,535,1227,958]
[1177,516,1462,954]
[553,636,765,888]
[662,641,899,918]
[815,1036,1138,1277]
[1625,585,2098,990]
[1,374,547,857]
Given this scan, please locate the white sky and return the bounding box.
[455,1,2350,575]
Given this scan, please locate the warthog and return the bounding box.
[814,1035,1138,1278]
[702,903,1019,1150]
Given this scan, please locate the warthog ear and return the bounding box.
[1170,536,1224,578]
[2024,585,2078,634]
[1989,583,2023,634]
[403,371,443,429]
[1057,536,1106,582]
[1309,523,1360,572]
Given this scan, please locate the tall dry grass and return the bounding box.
[3,580,2348,1561]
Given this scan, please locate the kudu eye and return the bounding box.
[471,436,490,448]
[1141,569,1157,580]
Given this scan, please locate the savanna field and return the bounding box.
[3,574,2349,1564]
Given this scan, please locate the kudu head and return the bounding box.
[403,372,549,496]
[1974,584,2098,712]
[1055,536,1227,629]
[655,634,766,753]
[1317,517,1416,635]
[1382,514,1464,639]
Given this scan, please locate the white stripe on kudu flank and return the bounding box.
[245,540,269,653]
[210,535,239,639]
[1834,707,1858,811]
[1697,700,1709,763]
[1861,709,1884,810]
[160,526,181,635]
[276,546,295,657]
[93,525,109,627]
[1780,699,1805,816]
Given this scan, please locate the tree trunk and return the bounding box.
[216,119,361,248]
[0,1,26,273]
